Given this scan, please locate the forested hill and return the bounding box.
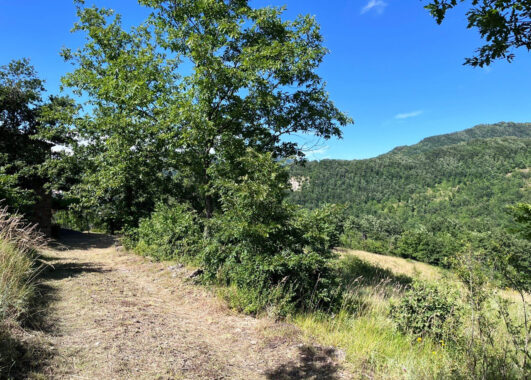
[389,122,531,156]
[289,122,531,265]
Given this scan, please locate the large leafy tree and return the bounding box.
[425,0,531,66]
[0,59,76,227]
[62,0,351,231]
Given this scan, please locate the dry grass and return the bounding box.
[293,255,453,379]
[336,247,444,281]
[0,207,46,377]
[0,206,45,321]
[0,206,47,254]
[293,249,530,379]
[14,230,352,379]
[338,247,528,303]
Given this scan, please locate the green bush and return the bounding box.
[394,229,459,266]
[202,151,342,316]
[135,202,202,261]
[130,151,344,316]
[52,209,91,232]
[390,280,462,342]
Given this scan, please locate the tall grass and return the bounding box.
[293,254,529,379]
[293,255,454,378]
[0,206,45,374]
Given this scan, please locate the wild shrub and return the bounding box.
[390,280,462,342]
[453,248,529,379]
[203,151,342,316]
[135,202,202,261]
[395,229,459,266]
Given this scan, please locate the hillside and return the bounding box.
[390,121,531,156]
[289,123,531,265]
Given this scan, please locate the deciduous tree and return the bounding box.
[62,0,351,231]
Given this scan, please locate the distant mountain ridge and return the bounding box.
[289,122,531,264]
[389,122,531,156]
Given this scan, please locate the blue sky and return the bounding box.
[2,0,530,159]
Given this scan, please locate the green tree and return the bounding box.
[425,0,531,66]
[0,59,76,226]
[62,0,351,232]
[203,149,341,314]
[511,202,531,240]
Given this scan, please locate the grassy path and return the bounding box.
[17,230,349,380]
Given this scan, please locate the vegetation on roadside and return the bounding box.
[1,0,530,379]
[0,207,44,377]
[294,245,530,379]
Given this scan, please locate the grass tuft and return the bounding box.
[0,206,45,376]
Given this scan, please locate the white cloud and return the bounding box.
[395,110,423,120]
[361,0,387,15]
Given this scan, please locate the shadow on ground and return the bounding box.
[51,228,117,250]
[3,242,111,379]
[265,345,342,380]
[38,261,110,282]
[0,326,55,380]
[28,254,111,332]
[340,255,412,288]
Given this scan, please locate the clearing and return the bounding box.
[14,230,350,380]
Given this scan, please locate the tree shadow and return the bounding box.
[266,345,342,380]
[51,228,117,250]
[26,259,110,331]
[0,326,55,380]
[38,261,110,282]
[3,258,111,378]
[340,255,412,288]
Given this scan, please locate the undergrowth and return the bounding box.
[293,253,529,379]
[0,207,44,377]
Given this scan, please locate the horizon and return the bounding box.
[306,121,530,161]
[2,0,531,159]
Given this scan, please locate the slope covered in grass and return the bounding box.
[293,250,529,379]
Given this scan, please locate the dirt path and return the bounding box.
[17,230,349,380]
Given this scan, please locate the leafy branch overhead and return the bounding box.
[425,0,531,66]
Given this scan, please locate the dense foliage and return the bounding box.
[390,280,461,341]
[290,123,531,266]
[61,0,350,232]
[0,59,75,223]
[134,202,203,261]
[133,151,343,315]
[43,0,352,314]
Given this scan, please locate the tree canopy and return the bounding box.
[0,59,75,226]
[425,0,531,66]
[290,123,531,265]
[62,0,351,231]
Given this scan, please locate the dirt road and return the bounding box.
[16,230,349,380]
